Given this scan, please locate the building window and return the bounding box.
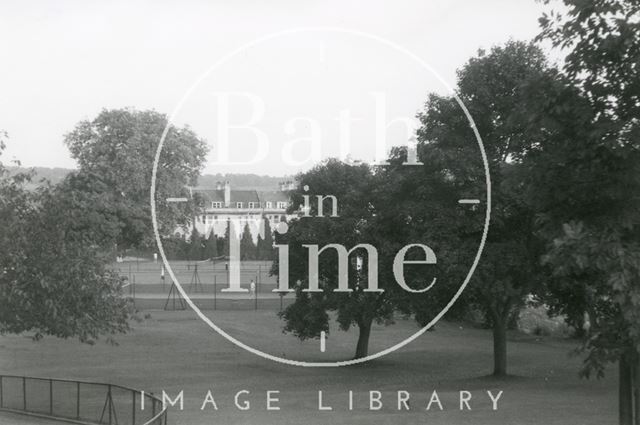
[212,201,222,208]
[236,202,243,208]
[266,201,273,209]
[277,201,287,209]
[248,202,256,209]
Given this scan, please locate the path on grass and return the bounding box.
[0,411,64,425]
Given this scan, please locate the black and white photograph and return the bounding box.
[1,1,639,424]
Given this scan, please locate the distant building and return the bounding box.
[187,180,296,239]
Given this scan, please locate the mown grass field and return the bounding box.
[0,411,61,425]
[0,311,616,425]
[0,309,616,425]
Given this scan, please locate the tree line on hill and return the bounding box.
[8,165,289,193]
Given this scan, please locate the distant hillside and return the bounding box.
[7,166,69,190]
[6,166,290,191]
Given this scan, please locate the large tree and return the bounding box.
[277,160,405,359]
[537,1,640,423]
[384,41,584,376]
[64,108,208,251]
[0,134,131,342]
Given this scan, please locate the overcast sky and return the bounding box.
[0,0,558,176]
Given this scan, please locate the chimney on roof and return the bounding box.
[288,181,296,190]
[224,181,231,206]
[215,181,222,190]
[279,182,286,192]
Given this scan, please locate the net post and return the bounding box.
[108,384,112,425]
[22,376,26,411]
[132,390,136,425]
[49,379,53,415]
[76,381,80,419]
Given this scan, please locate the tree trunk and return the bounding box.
[492,319,508,377]
[620,352,634,425]
[354,319,372,359]
[634,351,640,425]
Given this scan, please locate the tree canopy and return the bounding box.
[277,160,401,359]
[64,108,209,250]
[0,134,131,342]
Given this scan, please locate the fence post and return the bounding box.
[255,275,258,310]
[132,390,136,425]
[49,379,53,415]
[108,384,112,425]
[76,382,80,419]
[0,376,3,408]
[22,376,26,411]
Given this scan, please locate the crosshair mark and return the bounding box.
[458,199,481,205]
[320,331,326,353]
[166,197,189,203]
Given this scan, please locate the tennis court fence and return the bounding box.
[0,375,167,425]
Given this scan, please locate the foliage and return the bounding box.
[240,223,257,260]
[205,229,219,258]
[277,160,396,358]
[0,135,131,343]
[536,0,640,379]
[64,108,208,251]
[389,41,572,375]
[256,218,275,261]
[188,227,205,261]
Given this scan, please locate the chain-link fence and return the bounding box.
[114,259,294,311]
[0,375,167,425]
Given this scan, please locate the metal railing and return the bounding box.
[0,375,167,425]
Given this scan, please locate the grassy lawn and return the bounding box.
[0,411,63,425]
[0,310,616,425]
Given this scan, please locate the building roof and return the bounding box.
[191,187,289,204]
[230,190,260,203]
[192,189,224,203]
[257,190,289,203]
